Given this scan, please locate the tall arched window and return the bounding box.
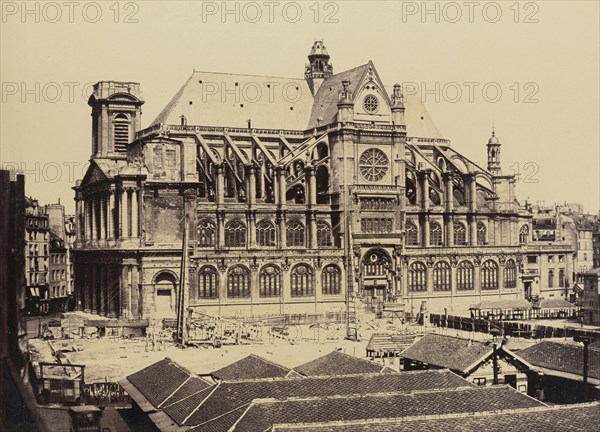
[430,221,443,246]
[225,220,246,247]
[256,220,276,247]
[504,259,517,289]
[290,264,314,297]
[453,222,467,245]
[286,220,305,247]
[457,261,474,290]
[548,270,554,288]
[317,221,332,247]
[433,261,451,291]
[406,221,419,246]
[227,265,251,298]
[519,225,529,244]
[322,265,341,295]
[197,220,216,247]
[113,114,130,153]
[477,222,487,245]
[259,265,281,297]
[559,269,565,287]
[481,260,499,290]
[198,266,218,299]
[408,262,427,292]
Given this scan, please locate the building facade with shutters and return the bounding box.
[72,42,534,320]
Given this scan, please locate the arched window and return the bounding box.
[504,259,517,289]
[256,220,276,247]
[408,262,427,292]
[362,249,390,277]
[433,261,451,291]
[286,220,305,247]
[317,221,332,247]
[197,220,216,247]
[227,265,250,298]
[430,221,443,246]
[225,220,246,247]
[457,261,474,291]
[291,264,314,297]
[477,222,487,245]
[453,222,467,246]
[259,265,281,297]
[322,265,341,295]
[481,260,499,290]
[548,270,554,288]
[113,113,130,153]
[519,225,529,244]
[559,269,565,287]
[198,266,218,298]
[406,221,419,246]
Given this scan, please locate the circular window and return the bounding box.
[359,148,389,182]
[363,95,379,113]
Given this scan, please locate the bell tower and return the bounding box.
[88,81,144,160]
[305,40,334,96]
[487,128,501,175]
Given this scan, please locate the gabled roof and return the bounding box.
[516,341,600,381]
[293,350,388,376]
[537,298,578,309]
[470,299,532,310]
[124,358,205,409]
[151,71,314,130]
[232,386,543,432]
[270,401,600,432]
[366,333,421,353]
[211,354,295,381]
[183,370,471,430]
[400,334,495,374]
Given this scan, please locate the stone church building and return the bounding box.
[72,41,533,321]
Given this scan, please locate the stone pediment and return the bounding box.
[80,160,110,186]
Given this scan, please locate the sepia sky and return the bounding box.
[1,1,598,214]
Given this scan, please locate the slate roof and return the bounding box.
[150,63,444,140]
[293,351,387,376]
[183,370,471,431]
[126,358,198,408]
[400,334,493,374]
[271,402,600,432]
[516,341,600,380]
[232,386,543,432]
[211,354,295,381]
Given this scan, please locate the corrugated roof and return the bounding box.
[400,334,494,373]
[211,354,293,381]
[293,351,386,376]
[233,386,543,432]
[271,402,600,432]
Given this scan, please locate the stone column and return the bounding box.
[131,188,139,238]
[121,265,130,319]
[75,198,82,242]
[445,215,454,247]
[131,265,140,319]
[107,190,115,240]
[422,216,430,247]
[84,264,91,313]
[418,170,430,212]
[100,265,106,316]
[278,167,287,209]
[470,216,478,247]
[90,198,97,241]
[474,261,481,295]
[99,195,106,241]
[216,164,225,209]
[247,165,256,208]
[443,172,454,213]
[309,211,318,249]
[120,189,129,239]
[278,213,287,248]
[307,166,316,207]
[426,263,433,294]
[217,211,225,249]
[85,199,91,242]
[248,212,256,248]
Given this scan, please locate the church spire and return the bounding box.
[305,40,333,96]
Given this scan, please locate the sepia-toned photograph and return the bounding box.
[1,1,599,430]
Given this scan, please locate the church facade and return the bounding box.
[72,41,533,321]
